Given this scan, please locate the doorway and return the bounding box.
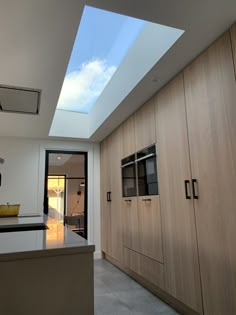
[44,150,87,239]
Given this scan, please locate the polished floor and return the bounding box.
[94,259,180,315]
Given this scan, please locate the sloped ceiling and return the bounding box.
[0,0,235,141]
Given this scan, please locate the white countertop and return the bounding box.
[0,215,95,261]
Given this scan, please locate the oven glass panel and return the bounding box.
[121,154,137,197]
[137,146,159,196]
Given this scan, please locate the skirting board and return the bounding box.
[94,251,102,259]
[104,253,200,315]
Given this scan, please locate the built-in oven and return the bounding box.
[136,145,158,196]
[121,154,137,197]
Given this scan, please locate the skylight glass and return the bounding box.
[56,6,147,114]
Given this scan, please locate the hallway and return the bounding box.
[94,259,180,315]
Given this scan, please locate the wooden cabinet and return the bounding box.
[155,74,203,313]
[101,24,236,315]
[138,196,163,263]
[122,197,140,252]
[109,127,123,262]
[123,195,164,263]
[230,23,236,72]
[122,115,136,158]
[100,127,123,262]
[100,138,111,255]
[184,32,236,315]
[135,98,156,151]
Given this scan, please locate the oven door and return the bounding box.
[136,145,159,196]
[121,154,137,197]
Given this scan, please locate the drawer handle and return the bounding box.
[142,198,151,202]
[124,199,132,203]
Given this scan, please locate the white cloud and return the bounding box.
[57,58,117,112]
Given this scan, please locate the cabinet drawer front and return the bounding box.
[123,247,164,289]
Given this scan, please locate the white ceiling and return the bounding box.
[0,0,235,141]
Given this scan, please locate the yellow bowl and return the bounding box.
[0,204,20,217]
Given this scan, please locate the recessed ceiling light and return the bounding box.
[57,156,61,160]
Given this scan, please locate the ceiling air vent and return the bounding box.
[0,84,41,115]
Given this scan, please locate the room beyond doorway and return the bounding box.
[44,150,87,239]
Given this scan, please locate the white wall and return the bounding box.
[0,136,101,258]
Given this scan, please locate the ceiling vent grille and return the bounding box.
[0,84,41,115]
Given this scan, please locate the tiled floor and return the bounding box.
[94,259,180,315]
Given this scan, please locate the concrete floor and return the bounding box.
[94,259,180,315]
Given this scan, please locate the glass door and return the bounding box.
[44,151,87,239]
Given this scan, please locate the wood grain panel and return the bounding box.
[230,22,236,75]
[109,126,124,263]
[184,31,236,315]
[122,115,136,158]
[140,254,165,289]
[135,98,156,151]
[100,138,111,255]
[123,247,164,289]
[138,195,163,263]
[122,197,140,252]
[123,247,141,274]
[154,73,203,313]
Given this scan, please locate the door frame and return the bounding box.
[44,150,88,239]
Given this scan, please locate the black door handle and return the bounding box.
[107,191,111,202]
[184,180,191,199]
[0,173,1,187]
[192,179,199,199]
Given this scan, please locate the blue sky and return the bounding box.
[57,6,146,113]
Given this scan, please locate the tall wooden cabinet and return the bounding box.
[101,23,236,315]
[100,137,111,255]
[154,73,203,313]
[184,32,236,315]
[100,127,123,263]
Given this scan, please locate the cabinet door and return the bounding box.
[109,127,124,262]
[155,74,203,313]
[122,115,136,158]
[100,138,111,255]
[122,197,140,252]
[184,32,236,315]
[230,23,236,71]
[135,98,156,151]
[138,195,163,263]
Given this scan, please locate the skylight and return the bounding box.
[57,6,147,114]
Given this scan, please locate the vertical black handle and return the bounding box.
[192,179,198,199]
[184,180,191,199]
[107,191,111,202]
[0,173,1,187]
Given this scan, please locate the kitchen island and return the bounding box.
[0,215,95,315]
